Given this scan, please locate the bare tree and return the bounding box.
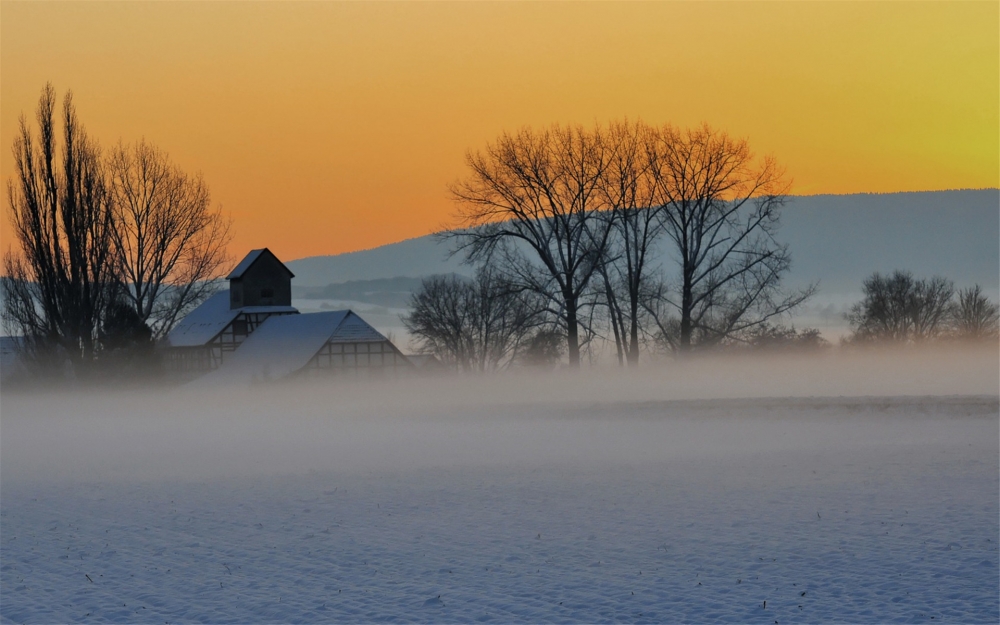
[648,124,813,351]
[846,270,954,343]
[449,124,615,367]
[951,285,998,340]
[2,84,117,374]
[909,276,955,340]
[596,120,662,366]
[107,140,231,340]
[403,268,547,372]
[403,275,470,369]
[639,276,679,352]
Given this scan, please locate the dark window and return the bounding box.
[261,287,274,299]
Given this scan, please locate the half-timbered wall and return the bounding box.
[165,310,296,378]
[300,340,412,376]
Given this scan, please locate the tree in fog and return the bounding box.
[99,296,155,369]
[647,124,813,351]
[107,140,231,339]
[951,285,998,340]
[744,323,828,351]
[846,270,955,343]
[449,124,615,367]
[596,120,663,366]
[518,327,564,368]
[403,275,467,368]
[403,268,549,372]
[2,84,118,373]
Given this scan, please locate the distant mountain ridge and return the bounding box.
[286,190,999,305]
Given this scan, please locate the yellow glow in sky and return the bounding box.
[2,1,997,260]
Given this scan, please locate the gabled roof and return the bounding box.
[188,310,391,386]
[329,312,389,343]
[166,291,298,347]
[226,248,295,280]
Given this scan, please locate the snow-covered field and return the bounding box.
[2,351,998,623]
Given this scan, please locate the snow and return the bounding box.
[165,292,239,347]
[2,362,998,624]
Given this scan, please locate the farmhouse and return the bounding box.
[165,248,410,383]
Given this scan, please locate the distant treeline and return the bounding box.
[845,272,998,344]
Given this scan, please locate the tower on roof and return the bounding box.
[227,248,295,309]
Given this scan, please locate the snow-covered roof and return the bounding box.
[226,248,294,280]
[328,312,388,343]
[167,292,238,347]
[166,292,298,347]
[189,310,390,385]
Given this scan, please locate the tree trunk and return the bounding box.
[566,294,580,368]
[627,288,640,366]
[602,271,624,366]
[679,274,694,352]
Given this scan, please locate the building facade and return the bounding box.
[165,248,411,383]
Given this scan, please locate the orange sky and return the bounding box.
[2,1,997,261]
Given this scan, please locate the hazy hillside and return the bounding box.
[288,190,999,298]
[287,236,470,287]
[778,190,998,295]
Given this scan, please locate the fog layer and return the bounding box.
[1,346,997,484]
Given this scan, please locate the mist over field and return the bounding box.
[1,345,996,484]
[2,1,997,619]
[3,346,998,623]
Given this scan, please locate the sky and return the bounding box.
[1,1,997,262]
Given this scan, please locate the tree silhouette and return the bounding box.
[846,270,954,343]
[403,268,548,372]
[2,84,117,374]
[450,125,615,367]
[952,285,999,340]
[107,140,231,339]
[596,120,662,366]
[649,124,813,351]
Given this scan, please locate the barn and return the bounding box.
[188,309,410,386]
[165,248,298,377]
[165,248,411,383]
